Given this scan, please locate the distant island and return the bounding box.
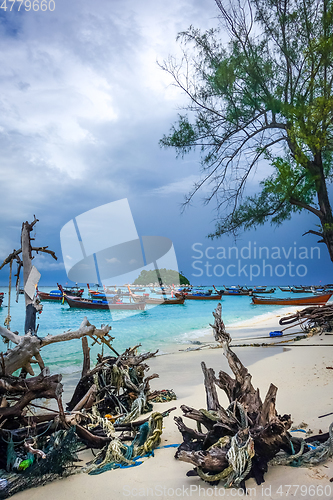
[133,268,190,286]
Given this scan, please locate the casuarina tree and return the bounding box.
[160,0,333,261]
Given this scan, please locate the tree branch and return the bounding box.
[289,197,323,219]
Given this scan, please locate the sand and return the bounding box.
[16,308,333,500]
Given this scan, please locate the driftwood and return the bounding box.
[174,303,309,490]
[279,304,333,333]
[0,317,112,376]
[0,217,177,500]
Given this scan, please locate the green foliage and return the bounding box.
[160,0,333,252]
[160,115,196,156]
[133,269,190,286]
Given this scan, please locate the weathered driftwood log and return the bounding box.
[0,368,63,423]
[175,303,307,489]
[279,304,333,333]
[0,317,112,376]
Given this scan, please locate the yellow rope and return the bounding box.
[196,432,255,486]
[142,412,163,454]
[197,464,234,482]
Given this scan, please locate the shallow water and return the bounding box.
[0,286,310,375]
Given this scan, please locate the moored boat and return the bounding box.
[127,286,185,304]
[177,291,222,300]
[219,288,250,296]
[63,294,146,310]
[38,285,84,301]
[62,285,84,297]
[290,286,313,293]
[252,293,333,305]
[37,290,63,301]
[131,294,185,305]
[214,285,249,296]
[249,287,276,293]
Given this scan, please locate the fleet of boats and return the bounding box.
[5,283,332,310]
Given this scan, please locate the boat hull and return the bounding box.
[252,293,333,305]
[132,295,185,305]
[182,294,222,300]
[64,295,146,310]
[38,292,62,301]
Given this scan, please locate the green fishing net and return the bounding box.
[0,427,81,499]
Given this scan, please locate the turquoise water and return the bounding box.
[0,286,303,375]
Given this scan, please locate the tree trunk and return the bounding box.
[21,220,38,334]
[314,160,333,262]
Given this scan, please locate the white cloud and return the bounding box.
[106,258,120,264]
[151,174,207,196]
[33,254,65,271]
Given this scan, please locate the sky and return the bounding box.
[0,0,332,287]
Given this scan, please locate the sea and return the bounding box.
[0,286,310,377]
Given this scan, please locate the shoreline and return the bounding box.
[17,307,333,500]
[59,304,311,406]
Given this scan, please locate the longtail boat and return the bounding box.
[62,285,84,297]
[252,293,333,306]
[63,294,146,310]
[131,294,185,305]
[133,295,185,305]
[37,290,63,301]
[219,289,250,296]
[249,287,276,294]
[127,286,185,304]
[290,286,313,293]
[177,292,222,300]
[214,285,249,296]
[38,285,84,301]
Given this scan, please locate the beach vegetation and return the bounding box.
[133,268,190,285]
[160,0,333,262]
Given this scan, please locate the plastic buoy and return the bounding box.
[269,331,283,337]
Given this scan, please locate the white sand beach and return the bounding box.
[17,308,333,500]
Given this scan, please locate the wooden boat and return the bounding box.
[62,285,84,297]
[37,290,63,301]
[290,286,313,293]
[214,285,249,296]
[219,288,250,296]
[103,286,130,296]
[127,286,185,305]
[38,285,84,301]
[177,291,222,300]
[87,284,105,296]
[152,288,173,295]
[63,294,146,310]
[252,293,333,305]
[131,294,185,305]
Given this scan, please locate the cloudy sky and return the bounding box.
[0,0,331,287]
